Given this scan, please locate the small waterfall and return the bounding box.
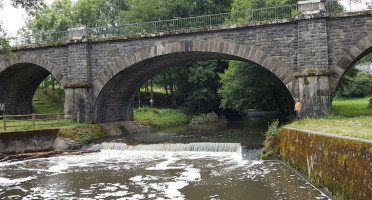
[89,142,242,153]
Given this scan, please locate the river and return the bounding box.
[0,114,331,199]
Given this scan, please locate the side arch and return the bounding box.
[92,39,297,122]
[330,33,372,97]
[0,54,67,114]
[0,54,68,85]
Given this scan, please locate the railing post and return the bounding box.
[3,114,6,131]
[77,112,80,123]
[32,113,36,128]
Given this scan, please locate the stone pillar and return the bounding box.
[67,26,92,84]
[64,27,93,123]
[295,1,331,118]
[298,0,326,17]
[64,85,94,123]
[296,69,331,118]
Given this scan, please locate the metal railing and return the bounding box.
[8,31,68,47]
[8,4,297,46]
[6,1,372,47]
[89,4,298,38]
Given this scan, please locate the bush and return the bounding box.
[368,98,372,108]
[189,112,220,125]
[58,125,109,145]
[133,107,189,127]
[261,119,281,160]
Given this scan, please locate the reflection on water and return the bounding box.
[116,114,281,147]
[0,114,331,199]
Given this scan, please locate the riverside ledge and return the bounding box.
[279,127,372,200]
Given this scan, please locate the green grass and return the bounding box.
[133,107,190,128]
[286,97,372,140]
[0,120,87,132]
[332,97,372,117]
[286,116,372,140]
[58,124,109,145]
[32,87,64,114]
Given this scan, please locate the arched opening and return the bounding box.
[93,50,295,123]
[332,51,372,116]
[331,34,372,116]
[0,62,65,115]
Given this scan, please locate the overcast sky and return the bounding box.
[0,0,370,37]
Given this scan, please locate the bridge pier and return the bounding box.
[295,0,331,118]
[296,69,331,118]
[64,87,94,123]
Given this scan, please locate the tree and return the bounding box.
[218,61,291,113]
[0,0,44,58]
[21,0,75,35]
[336,69,372,98]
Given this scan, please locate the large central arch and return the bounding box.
[0,54,67,114]
[92,39,296,123]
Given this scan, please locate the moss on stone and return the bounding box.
[279,128,372,200]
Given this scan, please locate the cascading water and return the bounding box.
[0,118,331,199]
[89,142,242,153]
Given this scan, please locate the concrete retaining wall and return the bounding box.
[0,129,72,155]
[279,128,372,200]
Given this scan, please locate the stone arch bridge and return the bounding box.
[1,1,372,123]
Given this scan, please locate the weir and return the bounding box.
[89,142,242,153]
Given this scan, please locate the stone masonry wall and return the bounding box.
[280,128,372,200]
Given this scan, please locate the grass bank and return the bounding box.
[133,107,190,128]
[58,125,110,145]
[285,97,372,140]
[0,120,87,132]
[32,87,64,114]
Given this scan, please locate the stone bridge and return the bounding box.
[1,1,372,123]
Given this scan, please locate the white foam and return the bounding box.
[90,142,242,153]
[0,176,36,186]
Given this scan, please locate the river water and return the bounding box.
[0,114,331,199]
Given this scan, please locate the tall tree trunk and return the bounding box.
[163,73,169,103]
[145,81,149,97]
[168,73,177,108]
[137,89,141,108]
[52,78,55,102]
[150,79,154,107]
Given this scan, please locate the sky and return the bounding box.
[0,0,77,36]
[0,0,370,37]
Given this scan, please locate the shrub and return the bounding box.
[261,119,281,160]
[58,125,109,145]
[368,98,372,108]
[189,112,220,125]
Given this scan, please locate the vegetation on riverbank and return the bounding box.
[260,119,281,160]
[133,107,190,128]
[58,125,109,145]
[285,97,372,140]
[133,107,225,128]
